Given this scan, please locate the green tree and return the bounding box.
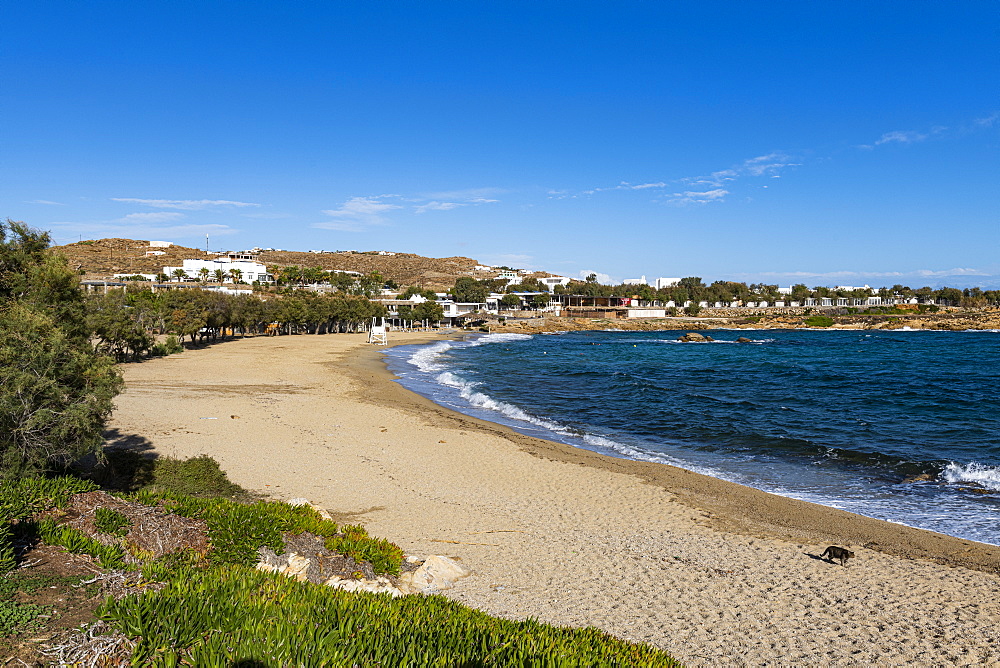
[500,293,522,310]
[0,304,123,476]
[198,267,210,283]
[450,277,488,303]
[0,221,123,476]
[172,268,188,282]
[412,300,444,323]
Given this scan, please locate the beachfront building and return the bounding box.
[654,277,681,289]
[162,251,274,283]
[539,275,572,290]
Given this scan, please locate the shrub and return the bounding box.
[0,522,14,574]
[99,564,680,666]
[804,315,834,327]
[35,519,126,569]
[0,476,97,522]
[139,454,248,499]
[95,507,131,537]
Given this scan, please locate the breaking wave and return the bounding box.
[942,462,1000,492]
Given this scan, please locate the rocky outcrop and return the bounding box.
[736,337,753,343]
[396,555,472,594]
[678,332,714,342]
[260,499,472,596]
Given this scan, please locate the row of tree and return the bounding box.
[87,288,391,361]
[542,275,1000,307]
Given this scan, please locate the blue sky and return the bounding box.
[3,1,998,288]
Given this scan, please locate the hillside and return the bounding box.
[50,238,510,289]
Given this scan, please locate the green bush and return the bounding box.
[0,522,14,574]
[95,507,131,537]
[130,488,403,575]
[99,564,680,666]
[35,519,126,569]
[137,454,248,499]
[0,476,97,522]
[803,315,834,327]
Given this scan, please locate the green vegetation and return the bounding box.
[0,595,46,637]
[0,456,679,665]
[36,519,127,569]
[99,564,679,667]
[803,315,834,327]
[0,476,98,521]
[0,522,14,574]
[133,453,249,499]
[0,221,124,478]
[94,507,131,537]
[150,334,183,357]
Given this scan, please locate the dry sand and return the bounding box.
[106,332,1000,666]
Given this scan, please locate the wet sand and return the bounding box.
[107,332,1000,666]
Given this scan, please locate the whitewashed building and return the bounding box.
[163,251,274,283]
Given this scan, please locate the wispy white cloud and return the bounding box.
[111,198,260,210]
[314,196,402,231]
[740,152,797,177]
[665,188,730,205]
[480,253,535,269]
[414,201,465,213]
[26,199,65,206]
[414,197,499,214]
[874,130,928,146]
[47,220,238,240]
[574,152,798,204]
[119,212,185,223]
[857,129,929,150]
[738,267,991,281]
[422,187,506,200]
[974,112,999,128]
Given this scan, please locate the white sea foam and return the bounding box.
[406,341,455,372]
[466,332,534,347]
[434,371,567,434]
[405,332,533,372]
[942,462,1000,492]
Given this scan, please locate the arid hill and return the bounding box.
[49,238,533,290]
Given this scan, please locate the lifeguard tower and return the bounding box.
[368,317,387,345]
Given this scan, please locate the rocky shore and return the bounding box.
[488,307,1000,335]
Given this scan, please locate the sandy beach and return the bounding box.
[106,331,1000,666]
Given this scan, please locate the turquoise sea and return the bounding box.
[384,329,1000,545]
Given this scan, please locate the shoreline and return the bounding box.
[106,331,1000,665]
[352,332,1000,573]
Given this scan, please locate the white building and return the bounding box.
[623,275,648,286]
[654,277,681,290]
[163,251,273,283]
[539,276,571,290]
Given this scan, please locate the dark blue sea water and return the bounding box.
[384,329,1000,545]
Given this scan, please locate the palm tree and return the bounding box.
[213,269,226,283]
[198,267,210,283]
[171,268,187,282]
[229,268,243,284]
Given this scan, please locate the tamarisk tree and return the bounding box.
[0,220,123,477]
